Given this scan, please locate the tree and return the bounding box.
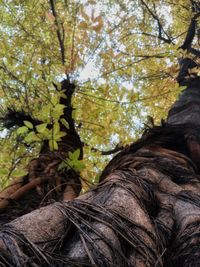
[0,0,199,266]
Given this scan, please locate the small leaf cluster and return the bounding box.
[16,103,69,151]
[58,149,85,172]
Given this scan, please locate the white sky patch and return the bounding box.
[79,60,100,81]
[121,81,134,90]
[0,129,7,138]
[159,5,172,27]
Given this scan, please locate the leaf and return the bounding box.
[66,156,85,172]
[49,139,58,150]
[24,132,41,142]
[52,104,65,119]
[24,120,33,129]
[69,149,80,160]
[60,118,69,129]
[12,169,28,177]
[92,15,103,32]
[93,15,102,23]
[73,149,81,160]
[36,123,48,133]
[55,104,65,111]
[45,11,55,22]
[0,168,8,175]
[73,160,85,172]
[88,0,96,4]
[60,91,67,99]
[79,21,89,30]
[17,126,29,135]
[53,121,60,135]
[54,131,66,140]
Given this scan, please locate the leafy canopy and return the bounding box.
[0,0,193,186]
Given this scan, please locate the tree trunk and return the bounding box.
[0,65,200,266]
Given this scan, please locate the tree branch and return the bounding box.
[179,0,200,52]
[49,0,65,65]
[179,14,199,50]
[140,0,172,44]
[91,144,124,156]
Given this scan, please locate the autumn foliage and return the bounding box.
[0,0,199,266]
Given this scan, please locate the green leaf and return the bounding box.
[0,168,8,175]
[24,131,41,142]
[12,169,28,177]
[66,149,84,172]
[60,91,67,99]
[17,126,29,135]
[55,104,65,111]
[52,109,61,119]
[58,161,67,171]
[36,123,48,133]
[53,121,60,135]
[73,160,85,171]
[40,105,51,122]
[54,131,66,141]
[51,104,66,119]
[49,139,58,150]
[24,120,33,129]
[60,118,69,129]
[66,158,85,172]
[69,149,81,160]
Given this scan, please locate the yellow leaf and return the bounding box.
[189,67,200,74]
[45,12,55,22]
[88,0,96,4]
[92,15,103,32]
[100,52,108,59]
[94,15,102,23]
[107,48,114,56]
[79,21,89,30]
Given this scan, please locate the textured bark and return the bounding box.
[0,138,200,266]
[167,78,200,126]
